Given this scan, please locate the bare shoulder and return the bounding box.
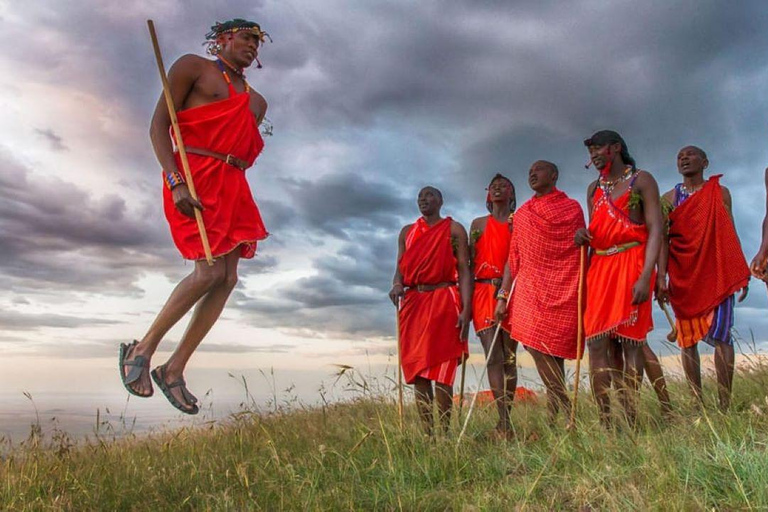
[169,54,208,75]
[720,184,732,205]
[470,215,488,234]
[586,179,598,199]
[399,224,412,239]
[451,219,468,237]
[249,88,268,120]
[661,188,675,204]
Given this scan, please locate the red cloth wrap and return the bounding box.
[507,190,585,359]
[472,215,512,334]
[163,89,268,260]
[398,217,468,384]
[584,186,655,343]
[667,175,749,319]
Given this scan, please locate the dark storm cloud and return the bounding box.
[0,148,174,291]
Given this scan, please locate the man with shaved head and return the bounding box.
[495,161,585,425]
[657,146,749,412]
[390,186,471,435]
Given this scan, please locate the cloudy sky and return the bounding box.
[2,0,768,426]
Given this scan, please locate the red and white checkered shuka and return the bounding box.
[506,190,585,359]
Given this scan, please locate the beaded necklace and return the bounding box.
[216,58,250,93]
[598,165,635,196]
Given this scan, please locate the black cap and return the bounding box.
[583,130,636,168]
[583,130,625,148]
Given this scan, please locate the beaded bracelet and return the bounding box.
[164,170,186,190]
[496,288,509,301]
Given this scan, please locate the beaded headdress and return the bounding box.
[204,18,272,56]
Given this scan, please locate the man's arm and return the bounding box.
[721,185,749,301]
[751,169,768,279]
[452,220,472,341]
[633,171,662,304]
[574,180,597,246]
[149,54,204,218]
[388,225,409,307]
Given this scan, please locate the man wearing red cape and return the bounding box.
[496,161,585,425]
[469,173,516,437]
[119,19,270,414]
[657,146,749,412]
[390,186,471,435]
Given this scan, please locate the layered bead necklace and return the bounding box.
[598,165,635,196]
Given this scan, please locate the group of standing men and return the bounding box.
[390,129,754,437]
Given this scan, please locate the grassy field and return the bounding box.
[3,356,768,511]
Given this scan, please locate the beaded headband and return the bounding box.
[204,19,272,56]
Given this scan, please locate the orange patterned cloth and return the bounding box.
[506,190,585,359]
[584,183,655,344]
[472,215,512,334]
[398,217,468,385]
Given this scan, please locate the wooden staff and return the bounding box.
[147,20,214,266]
[456,279,515,447]
[457,351,468,422]
[659,301,678,343]
[567,245,587,430]
[396,298,404,431]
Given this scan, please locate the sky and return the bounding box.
[2,0,768,434]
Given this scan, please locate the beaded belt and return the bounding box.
[595,241,641,256]
[475,278,502,287]
[406,282,456,292]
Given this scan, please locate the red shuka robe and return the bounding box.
[472,214,512,335]
[584,183,655,344]
[507,190,585,359]
[398,217,468,385]
[162,76,268,260]
[667,175,749,319]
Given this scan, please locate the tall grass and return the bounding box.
[2,356,768,510]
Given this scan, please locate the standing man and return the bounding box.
[469,173,517,437]
[119,20,271,414]
[657,146,749,412]
[575,130,663,428]
[389,187,472,435]
[495,161,585,424]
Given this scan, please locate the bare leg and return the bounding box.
[588,337,613,427]
[528,347,569,424]
[157,251,241,410]
[714,340,735,413]
[680,344,703,406]
[434,382,453,434]
[619,343,644,429]
[502,334,519,413]
[122,257,228,396]
[608,340,623,390]
[478,329,515,432]
[643,344,672,415]
[413,377,434,436]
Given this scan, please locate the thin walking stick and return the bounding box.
[568,245,587,430]
[147,19,214,266]
[456,279,515,447]
[659,302,678,342]
[458,351,468,422]
[396,298,404,431]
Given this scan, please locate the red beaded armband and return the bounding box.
[164,170,186,190]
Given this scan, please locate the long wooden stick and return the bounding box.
[659,302,678,343]
[147,20,214,266]
[457,351,468,422]
[568,245,587,430]
[396,298,404,431]
[456,279,515,447]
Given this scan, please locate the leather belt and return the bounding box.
[475,278,502,287]
[183,146,250,170]
[406,282,456,292]
[595,241,641,256]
